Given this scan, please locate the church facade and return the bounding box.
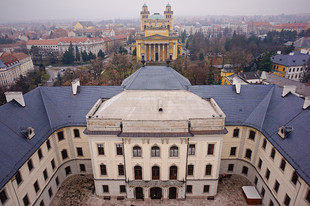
[133,4,182,62]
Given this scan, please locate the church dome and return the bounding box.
[148,13,165,20]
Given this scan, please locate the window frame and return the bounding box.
[270,148,276,160]
[34,180,40,193]
[76,147,83,156]
[245,149,252,160]
[205,164,212,176]
[51,159,56,170]
[100,164,107,176]
[188,144,195,155]
[230,147,237,156]
[102,185,109,193]
[43,169,48,181]
[203,185,210,193]
[228,164,234,172]
[187,164,194,176]
[0,189,8,205]
[207,144,215,155]
[151,146,160,157]
[280,159,286,172]
[73,129,80,138]
[65,166,71,176]
[27,159,34,172]
[48,187,53,198]
[291,171,298,185]
[134,165,142,180]
[186,185,192,193]
[23,194,30,206]
[170,165,178,180]
[170,146,178,157]
[120,185,126,193]
[254,176,258,186]
[97,144,104,155]
[118,164,124,176]
[57,131,64,141]
[116,144,123,155]
[284,194,291,206]
[249,130,256,141]
[61,149,68,160]
[261,187,265,198]
[152,166,160,180]
[274,180,280,193]
[233,128,239,137]
[265,168,270,181]
[242,166,248,176]
[133,146,142,157]
[80,164,86,172]
[305,189,310,204]
[46,139,51,150]
[15,171,23,186]
[262,139,267,150]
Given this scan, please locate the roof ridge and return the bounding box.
[125,67,144,89]
[169,67,188,89]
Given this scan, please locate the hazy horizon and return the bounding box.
[1,0,310,24]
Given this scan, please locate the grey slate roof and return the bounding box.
[294,37,310,48]
[121,66,191,90]
[264,73,310,96]
[189,84,310,187]
[271,51,310,67]
[0,86,123,189]
[0,59,5,68]
[78,21,94,27]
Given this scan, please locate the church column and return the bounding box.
[163,44,165,61]
[158,44,160,61]
[167,44,169,60]
[154,44,156,61]
[138,43,141,60]
[172,43,175,60]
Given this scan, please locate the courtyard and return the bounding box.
[50,174,254,206]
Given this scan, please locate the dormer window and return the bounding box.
[278,126,293,139]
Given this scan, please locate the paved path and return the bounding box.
[51,174,255,206]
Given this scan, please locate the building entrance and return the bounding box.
[135,187,143,199]
[169,187,177,199]
[150,187,162,199]
[155,52,159,61]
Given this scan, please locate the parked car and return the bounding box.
[60,69,65,72]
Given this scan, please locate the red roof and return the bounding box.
[246,22,271,27]
[115,34,127,40]
[102,37,111,42]
[26,39,58,45]
[58,37,88,43]
[11,53,29,61]
[0,54,19,67]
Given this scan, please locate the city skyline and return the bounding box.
[1,0,310,23]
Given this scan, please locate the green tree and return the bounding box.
[68,41,74,56]
[258,51,274,72]
[75,45,80,61]
[98,49,105,59]
[199,52,204,61]
[181,31,186,43]
[62,51,74,64]
[88,51,96,60]
[132,48,136,56]
[81,50,88,62]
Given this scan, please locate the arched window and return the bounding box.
[133,146,141,157]
[170,166,177,180]
[152,166,160,180]
[151,146,160,157]
[170,146,178,157]
[134,166,142,180]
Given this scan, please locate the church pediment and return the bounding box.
[143,34,171,40]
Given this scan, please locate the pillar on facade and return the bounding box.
[163,44,165,61]
[158,44,160,61]
[154,44,156,61]
[167,44,169,60]
[138,43,141,60]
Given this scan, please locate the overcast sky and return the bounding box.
[1,0,310,23]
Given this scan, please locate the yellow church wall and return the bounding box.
[145,29,169,37]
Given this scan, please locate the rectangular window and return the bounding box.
[249,131,256,141]
[46,139,51,150]
[270,148,276,160]
[242,166,248,176]
[51,159,56,170]
[97,144,104,155]
[48,187,53,198]
[74,129,80,138]
[186,185,192,193]
[258,158,262,169]
[39,200,45,206]
[61,150,68,160]
[261,187,265,198]
[80,164,86,172]
[245,149,252,159]
[207,144,214,155]
[27,159,34,172]
[116,144,123,155]
[77,147,83,156]
[38,149,43,160]
[274,180,280,193]
[284,194,291,206]
[305,189,310,204]
[254,176,258,186]
[205,165,212,176]
[23,194,30,206]
[203,185,210,193]
[15,171,23,185]
[0,189,8,204]
[57,131,64,141]
[188,144,195,155]
[269,200,274,206]
[262,139,267,150]
[120,185,126,193]
[291,171,298,185]
[65,166,71,176]
[230,147,236,156]
[233,128,239,137]
[34,181,40,193]
[100,164,107,175]
[55,177,59,186]
[265,169,270,180]
[103,185,109,193]
[118,165,124,176]
[188,165,194,176]
[43,169,48,181]
[228,164,234,172]
[280,159,286,171]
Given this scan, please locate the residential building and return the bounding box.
[11,53,34,76]
[272,23,309,33]
[246,22,272,34]
[101,29,115,37]
[74,21,95,30]
[294,37,310,52]
[271,50,310,80]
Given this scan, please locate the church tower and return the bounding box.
[140,3,150,31]
[164,3,173,31]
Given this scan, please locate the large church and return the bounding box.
[132,4,182,62]
[0,64,310,206]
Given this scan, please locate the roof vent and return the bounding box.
[5,91,25,107]
[282,85,297,97]
[289,52,294,56]
[301,49,308,54]
[280,59,282,61]
[303,96,310,110]
[20,127,35,139]
[159,100,163,112]
[277,51,281,54]
[71,79,80,95]
[278,126,293,139]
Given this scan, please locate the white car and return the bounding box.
[48,65,52,68]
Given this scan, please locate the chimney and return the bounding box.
[303,96,310,110]
[158,100,163,112]
[5,91,25,107]
[71,79,80,95]
[282,85,297,97]
[20,127,35,139]
[277,51,281,54]
[289,52,294,56]
[233,78,241,94]
[278,126,293,139]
